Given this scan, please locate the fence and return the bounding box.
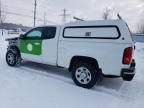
[132,34,144,43]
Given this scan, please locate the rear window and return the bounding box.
[63,26,120,39]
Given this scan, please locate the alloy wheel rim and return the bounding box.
[75,67,92,84]
[7,53,15,65]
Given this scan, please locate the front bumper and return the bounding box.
[121,59,136,81]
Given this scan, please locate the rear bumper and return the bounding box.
[121,59,136,81]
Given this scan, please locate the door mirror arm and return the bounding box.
[20,34,26,39]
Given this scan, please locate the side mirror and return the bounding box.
[20,34,26,39]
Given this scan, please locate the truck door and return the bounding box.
[20,27,44,63]
[41,26,59,65]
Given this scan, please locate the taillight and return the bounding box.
[123,47,133,65]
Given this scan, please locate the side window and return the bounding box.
[43,27,56,39]
[63,26,120,39]
[26,27,43,39]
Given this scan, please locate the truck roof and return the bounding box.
[63,19,126,27]
[37,20,126,29]
[37,19,125,27]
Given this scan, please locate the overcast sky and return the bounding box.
[2,0,144,32]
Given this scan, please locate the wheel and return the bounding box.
[71,62,98,89]
[6,50,17,66]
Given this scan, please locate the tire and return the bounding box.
[71,62,98,89]
[6,50,17,66]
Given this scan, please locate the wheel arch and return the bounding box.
[69,56,99,72]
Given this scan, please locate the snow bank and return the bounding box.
[0,33,144,108]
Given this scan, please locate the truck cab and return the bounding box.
[19,26,60,65]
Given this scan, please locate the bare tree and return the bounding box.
[102,8,111,20]
[0,8,6,24]
[0,0,7,35]
[137,23,144,34]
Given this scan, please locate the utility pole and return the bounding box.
[63,8,66,23]
[43,12,47,25]
[34,0,37,27]
[0,0,1,21]
[0,0,3,35]
[60,8,71,24]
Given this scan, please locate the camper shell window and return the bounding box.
[63,26,121,39]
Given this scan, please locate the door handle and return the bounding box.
[34,43,40,45]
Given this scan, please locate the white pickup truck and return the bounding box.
[6,20,136,89]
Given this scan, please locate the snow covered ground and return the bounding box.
[0,34,144,108]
